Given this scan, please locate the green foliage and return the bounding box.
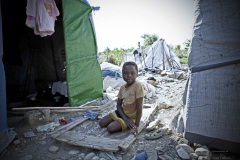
[99,47,134,65]
[173,39,191,64]
[141,34,159,50]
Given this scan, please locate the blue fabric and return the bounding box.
[82,0,90,6]
[0,1,8,132]
[102,70,120,80]
[134,151,147,160]
[92,6,100,11]
[83,109,97,120]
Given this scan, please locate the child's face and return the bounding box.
[122,65,138,85]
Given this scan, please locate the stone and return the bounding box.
[13,139,21,145]
[24,110,42,126]
[177,147,190,159]
[178,138,189,145]
[189,153,198,159]
[92,156,100,160]
[40,109,51,121]
[69,150,80,155]
[158,154,174,160]
[48,146,59,153]
[198,156,210,160]
[84,152,96,160]
[78,153,85,159]
[161,70,167,76]
[176,144,194,154]
[195,147,210,156]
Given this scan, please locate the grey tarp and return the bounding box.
[183,0,240,153]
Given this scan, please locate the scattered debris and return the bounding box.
[23,131,36,138]
[36,122,60,132]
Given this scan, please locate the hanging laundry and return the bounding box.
[26,0,60,37]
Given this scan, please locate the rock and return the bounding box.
[24,110,42,126]
[84,152,96,160]
[147,80,157,86]
[98,151,117,160]
[48,146,59,153]
[178,138,188,145]
[13,139,21,145]
[92,156,100,160]
[146,119,161,132]
[158,154,174,160]
[177,147,190,159]
[161,70,167,76]
[99,158,107,160]
[176,144,194,154]
[195,147,211,158]
[198,156,210,160]
[40,109,51,121]
[189,153,198,159]
[78,153,86,159]
[69,150,80,155]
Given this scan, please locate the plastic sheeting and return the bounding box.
[62,0,103,106]
[188,0,240,70]
[122,39,181,70]
[184,0,240,153]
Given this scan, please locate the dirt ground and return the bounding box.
[1,72,239,160]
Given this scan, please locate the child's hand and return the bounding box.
[125,118,136,129]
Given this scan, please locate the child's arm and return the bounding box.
[133,97,143,134]
[116,98,136,129]
[135,97,143,127]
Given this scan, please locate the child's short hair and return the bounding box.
[122,61,138,73]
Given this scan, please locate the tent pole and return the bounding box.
[50,36,60,80]
[162,41,165,70]
[24,49,34,101]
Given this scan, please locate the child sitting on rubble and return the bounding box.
[99,61,144,135]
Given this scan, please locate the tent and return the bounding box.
[62,0,103,106]
[0,0,103,132]
[183,0,240,153]
[122,39,181,71]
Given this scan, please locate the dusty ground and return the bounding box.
[0,72,239,160]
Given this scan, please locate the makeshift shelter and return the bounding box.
[122,39,181,70]
[0,0,102,113]
[62,0,103,106]
[183,0,240,153]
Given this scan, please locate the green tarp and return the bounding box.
[62,0,103,106]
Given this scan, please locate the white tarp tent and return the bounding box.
[183,0,240,153]
[122,39,181,70]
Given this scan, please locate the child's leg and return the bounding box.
[107,121,122,133]
[99,115,113,128]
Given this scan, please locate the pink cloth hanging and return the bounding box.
[26,0,60,37]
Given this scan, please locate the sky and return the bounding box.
[87,0,195,52]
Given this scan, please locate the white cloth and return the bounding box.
[26,0,60,37]
[51,81,68,97]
